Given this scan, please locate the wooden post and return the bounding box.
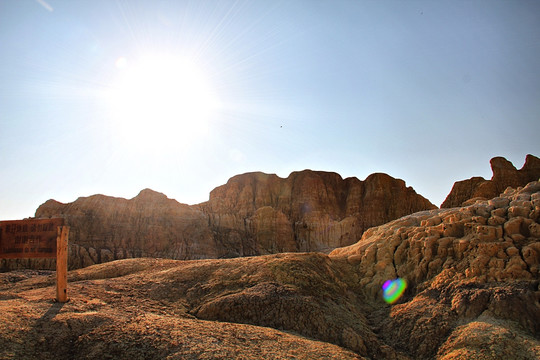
[56,226,69,303]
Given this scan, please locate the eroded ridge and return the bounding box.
[331,180,540,359]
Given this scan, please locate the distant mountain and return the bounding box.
[1,170,435,270]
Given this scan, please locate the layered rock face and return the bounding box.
[199,170,436,256]
[331,180,540,358]
[1,170,435,271]
[1,189,217,271]
[441,154,540,208]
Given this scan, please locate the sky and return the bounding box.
[1,0,540,220]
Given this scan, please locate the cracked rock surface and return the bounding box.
[331,180,540,358]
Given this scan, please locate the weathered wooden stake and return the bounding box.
[56,225,69,303]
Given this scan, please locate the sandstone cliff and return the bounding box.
[200,170,436,256]
[1,170,436,271]
[441,154,540,208]
[3,189,217,271]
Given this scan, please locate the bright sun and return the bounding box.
[107,54,220,151]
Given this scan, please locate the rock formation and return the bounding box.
[330,180,540,358]
[1,170,435,271]
[441,154,540,208]
[1,180,538,358]
[1,179,539,358]
[200,170,436,256]
[1,189,217,271]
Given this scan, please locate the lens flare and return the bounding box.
[382,278,407,304]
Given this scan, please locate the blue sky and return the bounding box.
[1,0,539,219]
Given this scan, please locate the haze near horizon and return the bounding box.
[1,0,539,220]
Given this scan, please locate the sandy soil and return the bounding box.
[0,256,366,360]
[1,254,538,359]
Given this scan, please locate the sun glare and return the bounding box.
[107,54,220,151]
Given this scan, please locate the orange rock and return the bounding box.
[4,170,435,271]
[330,180,540,297]
[202,170,435,255]
[441,155,540,208]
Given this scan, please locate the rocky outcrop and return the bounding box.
[331,180,540,358]
[331,179,540,299]
[1,170,435,271]
[442,154,540,208]
[200,170,436,256]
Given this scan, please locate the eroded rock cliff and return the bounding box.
[1,170,435,270]
[199,170,436,256]
[331,180,540,358]
[1,189,217,271]
[441,154,540,208]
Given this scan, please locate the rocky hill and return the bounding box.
[1,180,538,359]
[441,154,540,208]
[2,170,435,271]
